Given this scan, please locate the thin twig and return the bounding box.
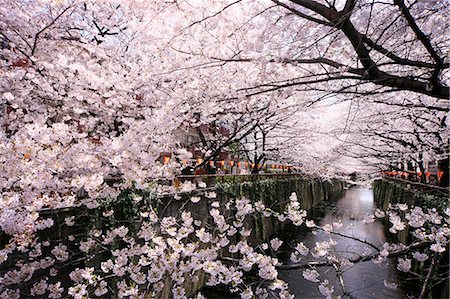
[418,253,439,299]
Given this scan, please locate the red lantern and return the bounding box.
[163,156,170,164]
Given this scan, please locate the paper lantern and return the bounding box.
[230,161,234,166]
[163,156,170,164]
[237,162,242,167]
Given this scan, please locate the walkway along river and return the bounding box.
[278,186,406,298]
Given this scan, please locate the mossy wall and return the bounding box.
[2,176,343,299]
[216,177,344,242]
[159,176,345,239]
[372,180,449,299]
[373,179,449,244]
[157,176,345,298]
[372,179,448,212]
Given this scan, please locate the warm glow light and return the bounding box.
[229,161,234,166]
[209,161,214,166]
[163,156,170,164]
[197,158,203,165]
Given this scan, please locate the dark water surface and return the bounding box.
[279,186,406,298]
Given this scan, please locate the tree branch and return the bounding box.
[394,0,442,65]
[271,0,333,26]
[418,254,439,299]
[278,241,429,270]
[31,5,73,56]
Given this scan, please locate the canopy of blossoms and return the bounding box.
[0,0,448,298]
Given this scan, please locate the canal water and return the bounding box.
[279,186,406,298]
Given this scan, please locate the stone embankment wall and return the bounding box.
[158,175,345,297]
[372,179,449,299]
[159,175,345,242]
[373,179,448,244]
[372,179,448,212]
[1,175,344,299]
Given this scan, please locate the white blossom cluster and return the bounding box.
[0,0,449,298]
[0,190,309,298]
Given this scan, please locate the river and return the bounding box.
[203,185,410,298]
[279,185,406,298]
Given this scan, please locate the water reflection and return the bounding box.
[280,186,404,298]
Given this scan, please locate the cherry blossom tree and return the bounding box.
[165,0,449,179]
[166,0,448,100]
[0,0,449,298]
[332,96,448,183]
